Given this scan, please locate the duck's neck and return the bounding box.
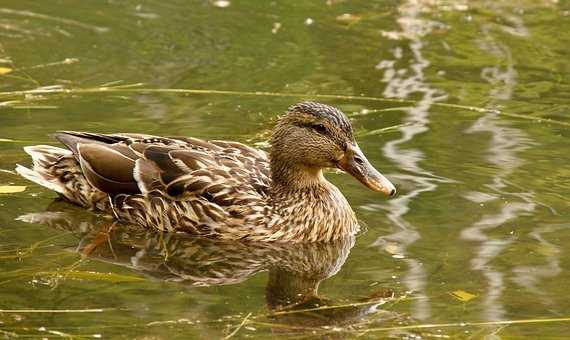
[267,159,358,242]
[270,159,326,191]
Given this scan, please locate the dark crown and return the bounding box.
[288,102,353,135]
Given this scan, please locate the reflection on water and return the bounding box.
[367,0,566,327]
[1,0,569,338]
[511,223,565,306]
[0,7,109,37]
[462,115,535,322]
[460,7,548,323]
[18,202,396,333]
[477,3,522,102]
[372,0,451,322]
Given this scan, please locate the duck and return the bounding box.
[16,102,396,242]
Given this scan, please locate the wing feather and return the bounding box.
[77,144,139,194]
[49,131,271,234]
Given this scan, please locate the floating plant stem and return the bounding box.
[1,83,568,127]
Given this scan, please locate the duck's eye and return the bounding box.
[311,124,327,134]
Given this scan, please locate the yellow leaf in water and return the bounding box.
[0,139,14,142]
[0,67,12,75]
[450,290,477,302]
[0,186,26,194]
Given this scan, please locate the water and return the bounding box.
[0,0,569,338]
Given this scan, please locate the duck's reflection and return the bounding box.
[18,202,398,331]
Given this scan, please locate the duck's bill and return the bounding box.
[338,144,396,197]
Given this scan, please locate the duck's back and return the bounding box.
[16,131,272,238]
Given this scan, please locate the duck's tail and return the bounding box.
[15,145,72,195]
[16,145,110,211]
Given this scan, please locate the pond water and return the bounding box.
[1,0,569,338]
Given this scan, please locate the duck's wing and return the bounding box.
[54,131,156,195]
[53,131,271,201]
[163,137,271,198]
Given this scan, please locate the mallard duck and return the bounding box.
[16,102,396,242]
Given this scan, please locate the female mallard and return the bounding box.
[16,102,396,242]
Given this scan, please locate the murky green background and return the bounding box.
[1,0,569,338]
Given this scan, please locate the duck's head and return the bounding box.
[270,101,396,196]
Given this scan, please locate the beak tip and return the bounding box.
[370,183,396,197]
[381,186,396,197]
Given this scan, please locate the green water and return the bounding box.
[1,0,569,338]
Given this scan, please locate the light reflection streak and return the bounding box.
[458,5,561,321]
[369,1,450,321]
[511,223,565,305]
[369,0,561,324]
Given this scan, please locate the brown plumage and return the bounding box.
[16,102,396,242]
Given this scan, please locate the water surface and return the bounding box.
[0,0,569,338]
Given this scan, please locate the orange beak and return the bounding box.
[338,143,396,197]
